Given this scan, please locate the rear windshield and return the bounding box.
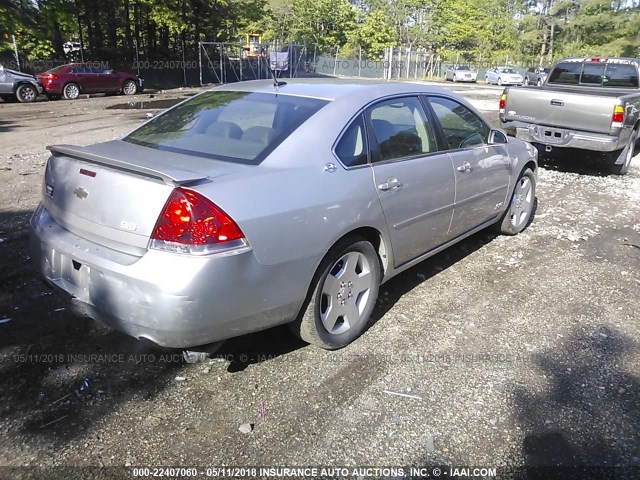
[549,61,639,87]
[46,65,67,73]
[125,91,329,164]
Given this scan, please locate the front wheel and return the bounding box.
[610,128,638,175]
[290,237,381,349]
[16,84,38,103]
[122,79,138,95]
[497,77,503,86]
[453,74,458,82]
[524,77,530,86]
[537,79,543,86]
[498,168,536,235]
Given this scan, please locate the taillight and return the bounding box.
[612,105,625,125]
[499,93,507,113]
[150,188,247,255]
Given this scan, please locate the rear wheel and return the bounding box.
[16,84,37,103]
[122,79,138,95]
[63,83,80,100]
[290,237,381,349]
[610,128,638,175]
[498,168,536,235]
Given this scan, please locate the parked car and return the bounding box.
[524,66,551,86]
[485,67,524,86]
[444,65,477,83]
[36,63,143,100]
[0,65,42,103]
[31,80,538,350]
[500,57,640,175]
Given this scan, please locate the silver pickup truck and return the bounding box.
[500,57,640,174]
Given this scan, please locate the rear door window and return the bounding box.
[125,91,328,164]
[366,96,437,162]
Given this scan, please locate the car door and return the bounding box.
[0,67,11,94]
[366,96,456,267]
[486,68,495,84]
[425,96,511,238]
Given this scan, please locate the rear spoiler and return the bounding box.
[46,144,207,186]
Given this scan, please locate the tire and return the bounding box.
[16,84,38,103]
[290,236,381,349]
[537,79,542,86]
[122,79,138,95]
[497,77,503,86]
[453,74,458,82]
[524,77,530,86]
[498,168,536,235]
[610,128,638,175]
[63,83,80,100]
[485,77,490,84]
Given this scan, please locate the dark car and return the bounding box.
[36,63,143,100]
[0,65,43,103]
[524,66,551,86]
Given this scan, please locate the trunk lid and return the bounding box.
[503,87,618,134]
[42,140,245,255]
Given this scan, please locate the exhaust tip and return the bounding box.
[545,145,553,152]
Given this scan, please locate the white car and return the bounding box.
[485,67,524,86]
[444,65,477,83]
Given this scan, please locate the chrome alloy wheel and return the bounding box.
[509,175,534,229]
[319,251,373,335]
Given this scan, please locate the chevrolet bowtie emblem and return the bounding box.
[73,187,89,199]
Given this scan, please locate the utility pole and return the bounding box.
[12,35,20,71]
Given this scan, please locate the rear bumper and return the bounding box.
[501,121,627,152]
[30,204,318,348]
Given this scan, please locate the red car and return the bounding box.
[36,63,143,100]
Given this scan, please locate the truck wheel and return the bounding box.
[497,168,536,235]
[290,236,381,349]
[610,128,638,175]
[16,84,38,103]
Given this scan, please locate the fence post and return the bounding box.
[333,46,339,76]
[220,43,224,84]
[406,46,411,78]
[358,46,362,77]
[198,42,203,86]
[388,46,393,80]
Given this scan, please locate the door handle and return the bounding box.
[377,178,402,191]
[456,161,471,173]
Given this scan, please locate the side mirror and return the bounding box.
[489,129,509,145]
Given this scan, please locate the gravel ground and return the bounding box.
[0,84,639,479]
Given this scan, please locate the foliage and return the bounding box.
[1,0,639,70]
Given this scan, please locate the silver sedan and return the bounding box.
[485,67,524,86]
[31,80,538,350]
[444,65,478,83]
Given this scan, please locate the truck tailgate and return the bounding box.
[503,87,617,134]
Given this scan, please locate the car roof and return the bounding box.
[558,57,640,64]
[211,78,454,102]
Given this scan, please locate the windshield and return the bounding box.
[499,68,517,74]
[125,91,329,164]
[456,65,471,70]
